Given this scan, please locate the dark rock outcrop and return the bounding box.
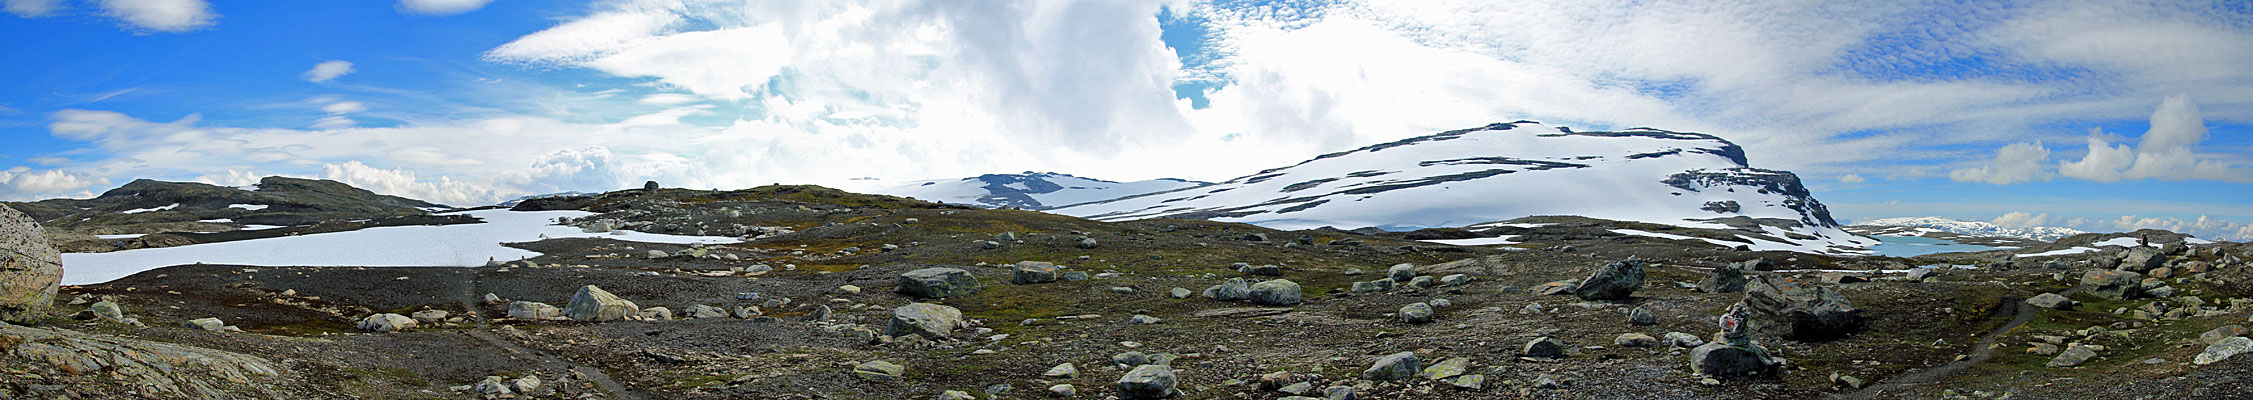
[0,205,62,324]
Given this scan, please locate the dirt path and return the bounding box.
[455,277,650,400]
[1837,295,2036,399]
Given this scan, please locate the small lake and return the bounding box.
[1868,235,2013,257]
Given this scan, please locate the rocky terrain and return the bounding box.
[4,176,453,253]
[2,182,2251,400]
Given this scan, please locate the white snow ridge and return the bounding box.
[1050,121,1875,253]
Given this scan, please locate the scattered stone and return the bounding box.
[2195,336,2251,365]
[1062,271,1090,281]
[1418,357,1469,380]
[1352,280,1394,293]
[839,285,862,294]
[1203,278,1252,301]
[1388,264,1417,282]
[183,317,230,331]
[1615,333,1660,347]
[88,300,124,322]
[2047,344,2099,367]
[475,376,513,395]
[1522,337,1568,359]
[898,267,983,298]
[1013,262,1061,284]
[801,305,829,322]
[1905,268,1936,282]
[1818,272,1868,284]
[1538,280,1579,296]
[1278,382,1312,395]
[854,360,905,380]
[1531,373,1563,389]
[1343,268,1365,276]
[357,313,416,333]
[1398,302,1435,324]
[1249,279,1303,306]
[1628,306,1658,326]
[509,375,540,393]
[563,285,641,322]
[2203,326,2248,345]
[410,309,449,324]
[1116,364,1179,399]
[1323,386,1357,400]
[1574,259,1646,300]
[886,303,968,340]
[1440,274,1472,286]
[1044,363,1078,378]
[1429,298,1452,308]
[683,304,729,319]
[508,301,562,320]
[1664,332,1704,348]
[1690,342,1781,377]
[1047,384,1076,398]
[1242,264,1283,276]
[939,390,976,400]
[1830,372,1866,389]
[2027,293,2077,310]
[1113,351,1152,367]
[2028,342,2059,356]
[1444,374,1485,390]
[2121,247,2165,272]
[1129,315,1163,324]
[1077,237,1100,249]
[1361,352,1420,381]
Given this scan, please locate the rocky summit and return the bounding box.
[0,172,2247,400]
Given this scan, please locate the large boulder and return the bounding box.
[1203,278,1252,301]
[898,267,982,298]
[2119,247,2165,272]
[356,313,417,333]
[1574,259,1646,301]
[1398,303,1434,324]
[0,205,63,324]
[1249,279,1303,306]
[1012,262,1061,284]
[1740,276,1862,340]
[1361,352,1419,381]
[2026,293,2077,310]
[1689,342,1781,377]
[885,303,968,340]
[1698,264,1748,293]
[2195,336,2252,365]
[508,301,562,320]
[1116,364,1180,399]
[562,285,641,322]
[2080,270,2145,300]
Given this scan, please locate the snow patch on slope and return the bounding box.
[59,209,738,285]
[1852,216,2085,242]
[848,172,1206,210]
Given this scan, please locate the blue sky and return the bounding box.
[3,0,2251,240]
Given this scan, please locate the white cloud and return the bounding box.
[3,0,62,17]
[0,167,108,200]
[321,101,366,114]
[2059,94,2250,182]
[302,60,356,83]
[95,0,216,33]
[190,169,262,187]
[1837,174,1867,184]
[1990,212,2054,229]
[397,0,494,16]
[318,161,492,206]
[1949,141,2053,185]
[2079,214,2253,242]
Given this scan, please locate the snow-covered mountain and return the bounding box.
[849,172,1206,210]
[1850,216,2086,242]
[1050,121,1873,252]
[494,192,596,208]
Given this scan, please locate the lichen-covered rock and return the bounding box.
[1116,364,1180,399]
[1698,264,1748,293]
[1203,278,1252,301]
[2080,270,2145,300]
[1398,302,1434,324]
[1012,262,1061,284]
[562,285,640,322]
[2195,336,2251,365]
[0,322,283,397]
[1361,352,1419,381]
[1574,259,1645,300]
[2120,246,2165,272]
[1249,279,1302,306]
[898,267,982,298]
[2026,293,2076,310]
[1740,275,1862,340]
[0,205,63,324]
[683,304,729,319]
[885,303,967,340]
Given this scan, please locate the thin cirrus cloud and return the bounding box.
[2,0,62,17]
[397,0,496,16]
[3,0,217,32]
[302,60,356,83]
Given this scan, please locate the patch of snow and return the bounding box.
[417,206,450,212]
[2186,237,2214,245]
[198,219,234,223]
[95,234,146,239]
[1853,216,2084,242]
[848,172,1204,210]
[240,225,286,230]
[2093,237,2143,247]
[2016,247,2099,258]
[1470,222,1553,229]
[1422,236,1521,246]
[1612,229,1703,242]
[121,204,180,214]
[226,204,269,211]
[58,210,740,285]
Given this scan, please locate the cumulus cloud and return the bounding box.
[2059,94,2250,182]
[397,0,494,16]
[0,167,108,200]
[1949,141,2052,185]
[302,60,356,83]
[3,0,63,17]
[318,161,492,206]
[95,0,216,33]
[2075,215,2253,242]
[1837,174,1866,184]
[190,169,262,187]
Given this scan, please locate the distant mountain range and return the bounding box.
[1849,216,2086,242]
[851,172,1205,210]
